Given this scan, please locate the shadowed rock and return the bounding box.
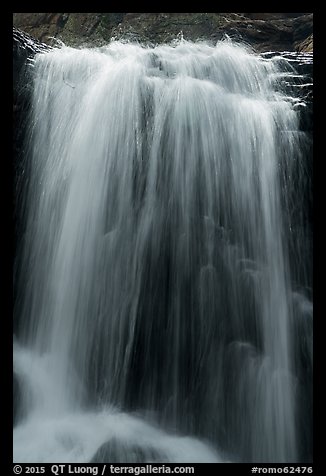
[13,13,313,52]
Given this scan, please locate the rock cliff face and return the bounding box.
[13,12,313,52]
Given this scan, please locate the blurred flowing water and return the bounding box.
[13,39,312,463]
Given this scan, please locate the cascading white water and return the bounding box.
[13,39,312,463]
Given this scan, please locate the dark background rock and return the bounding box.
[13,27,49,168]
[13,28,49,169]
[13,13,313,52]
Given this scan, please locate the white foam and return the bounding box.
[14,407,222,463]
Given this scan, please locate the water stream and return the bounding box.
[13,39,312,463]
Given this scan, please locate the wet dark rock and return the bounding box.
[293,14,313,51]
[13,27,50,154]
[13,27,49,82]
[13,13,127,47]
[13,13,313,53]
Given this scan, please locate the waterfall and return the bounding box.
[13,39,312,463]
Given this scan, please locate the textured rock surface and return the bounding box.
[13,13,124,46]
[296,33,313,52]
[13,12,313,52]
